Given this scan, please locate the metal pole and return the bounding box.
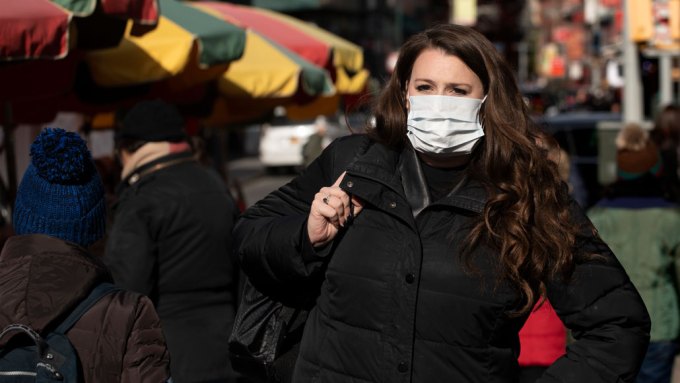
[2,102,17,212]
[589,0,602,93]
[659,53,674,106]
[623,0,644,123]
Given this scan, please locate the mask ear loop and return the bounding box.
[479,95,487,130]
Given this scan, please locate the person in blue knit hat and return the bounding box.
[0,128,172,383]
[12,127,106,246]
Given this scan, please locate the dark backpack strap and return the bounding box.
[54,282,120,335]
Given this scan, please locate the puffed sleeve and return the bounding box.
[121,294,171,383]
[233,136,365,297]
[540,201,651,382]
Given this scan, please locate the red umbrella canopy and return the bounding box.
[0,0,160,104]
[1,0,71,60]
[0,0,159,61]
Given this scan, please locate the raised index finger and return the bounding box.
[332,171,347,187]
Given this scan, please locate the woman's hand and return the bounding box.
[307,172,363,247]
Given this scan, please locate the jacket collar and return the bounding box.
[346,141,403,192]
[119,151,195,192]
[346,141,487,217]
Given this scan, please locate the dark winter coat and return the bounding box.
[0,234,170,383]
[234,135,651,383]
[105,151,241,383]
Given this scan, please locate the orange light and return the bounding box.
[628,0,654,42]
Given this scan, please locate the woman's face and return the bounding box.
[404,47,485,168]
[405,47,484,107]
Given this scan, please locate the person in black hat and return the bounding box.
[105,99,241,383]
[1,128,171,383]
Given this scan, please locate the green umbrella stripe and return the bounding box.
[52,0,96,17]
[160,0,246,67]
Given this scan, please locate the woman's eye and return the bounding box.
[452,88,467,95]
[415,85,431,92]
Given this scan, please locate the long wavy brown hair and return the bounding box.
[368,24,579,315]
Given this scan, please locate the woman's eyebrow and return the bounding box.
[412,78,472,88]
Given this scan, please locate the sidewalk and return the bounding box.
[227,156,264,186]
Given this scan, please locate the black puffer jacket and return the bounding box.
[105,152,241,383]
[234,135,650,383]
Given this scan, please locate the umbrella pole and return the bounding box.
[3,102,17,212]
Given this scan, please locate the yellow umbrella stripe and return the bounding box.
[85,16,194,86]
[220,30,333,99]
[254,7,364,72]
[219,30,304,98]
[336,67,371,95]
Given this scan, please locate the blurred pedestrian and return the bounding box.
[302,115,328,168]
[588,123,680,383]
[650,104,680,201]
[105,99,241,383]
[233,24,650,382]
[1,128,170,382]
[535,131,571,190]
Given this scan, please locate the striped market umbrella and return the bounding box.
[84,0,246,90]
[187,19,337,124]
[77,0,331,127]
[184,1,335,102]
[7,0,250,124]
[8,0,336,125]
[194,1,369,96]
[203,27,335,100]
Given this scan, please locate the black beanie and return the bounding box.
[118,99,187,142]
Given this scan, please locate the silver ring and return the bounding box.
[322,194,330,205]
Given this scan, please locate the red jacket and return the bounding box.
[518,299,567,366]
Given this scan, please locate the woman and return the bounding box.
[234,24,650,382]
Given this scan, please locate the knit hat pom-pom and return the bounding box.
[30,128,93,184]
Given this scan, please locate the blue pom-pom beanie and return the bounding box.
[13,128,106,247]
